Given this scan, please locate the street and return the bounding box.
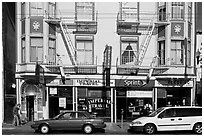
[2,122,198,135]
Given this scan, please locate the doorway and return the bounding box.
[26,96,34,121]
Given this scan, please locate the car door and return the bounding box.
[67,112,86,130]
[157,108,177,131]
[50,112,72,130]
[174,108,193,131]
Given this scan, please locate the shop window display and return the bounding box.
[77,88,111,121]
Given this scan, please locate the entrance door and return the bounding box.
[49,96,59,118]
[116,97,127,121]
[26,96,34,121]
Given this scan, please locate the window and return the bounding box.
[121,42,138,65]
[30,2,43,16]
[75,2,94,21]
[22,38,26,63]
[48,38,56,64]
[172,2,184,20]
[176,108,202,117]
[158,41,165,65]
[187,41,191,66]
[188,2,192,23]
[76,40,93,65]
[170,41,184,65]
[21,2,26,19]
[30,37,43,62]
[158,2,166,21]
[48,2,55,18]
[120,2,139,21]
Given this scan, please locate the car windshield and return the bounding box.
[148,107,165,117]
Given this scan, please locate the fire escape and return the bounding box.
[45,2,98,80]
[116,2,169,81]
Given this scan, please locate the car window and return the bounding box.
[59,113,72,120]
[78,112,87,118]
[159,109,177,118]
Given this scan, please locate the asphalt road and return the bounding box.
[2,122,199,135]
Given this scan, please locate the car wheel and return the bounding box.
[40,124,50,134]
[83,124,94,134]
[193,123,202,134]
[144,124,156,134]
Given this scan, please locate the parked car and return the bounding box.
[31,111,106,134]
[128,106,202,134]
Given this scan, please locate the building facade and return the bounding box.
[2,2,16,123]
[15,2,198,123]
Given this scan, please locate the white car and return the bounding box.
[128,106,202,134]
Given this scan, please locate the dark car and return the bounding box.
[31,111,106,134]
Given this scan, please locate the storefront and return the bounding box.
[155,78,194,109]
[47,78,115,122]
[115,79,155,121]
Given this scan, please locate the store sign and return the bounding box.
[75,79,114,86]
[115,79,148,87]
[171,22,184,37]
[127,91,152,98]
[155,79,193,87]
[88,98,111,110]
[30,17,43,33]
[59,98,66,108]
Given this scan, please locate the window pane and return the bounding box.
[85,42,92,50]
[30,47,36,61]
[77,42,84,49]
[37,47,43,61]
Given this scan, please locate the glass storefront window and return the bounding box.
[77,88,111,121]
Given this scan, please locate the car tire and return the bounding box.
[39,124,50,134]
[193,123,202,134]
[83,124,94,134]
[144,124,156,134]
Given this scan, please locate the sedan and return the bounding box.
[31,111,106,134]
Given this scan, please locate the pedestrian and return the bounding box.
[13,104,22,126]
[144,102,153,115]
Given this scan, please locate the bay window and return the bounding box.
[30,37,43,62]
[170,40,184,65]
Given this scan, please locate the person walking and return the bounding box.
[13,104,22,126]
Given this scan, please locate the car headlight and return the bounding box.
[132,121,142,125]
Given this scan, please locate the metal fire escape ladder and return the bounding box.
[146,56,159,82]
[137,22,156,67]
[59,21,77,66]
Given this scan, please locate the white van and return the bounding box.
[128,106,202,134]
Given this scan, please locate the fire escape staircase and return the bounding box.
[59,21,77,66]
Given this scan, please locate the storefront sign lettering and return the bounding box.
[155,79,193,87]
[75,79,115,86]
[124,80,146,87]
[76,79,100,86]
[88,98,111,110]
